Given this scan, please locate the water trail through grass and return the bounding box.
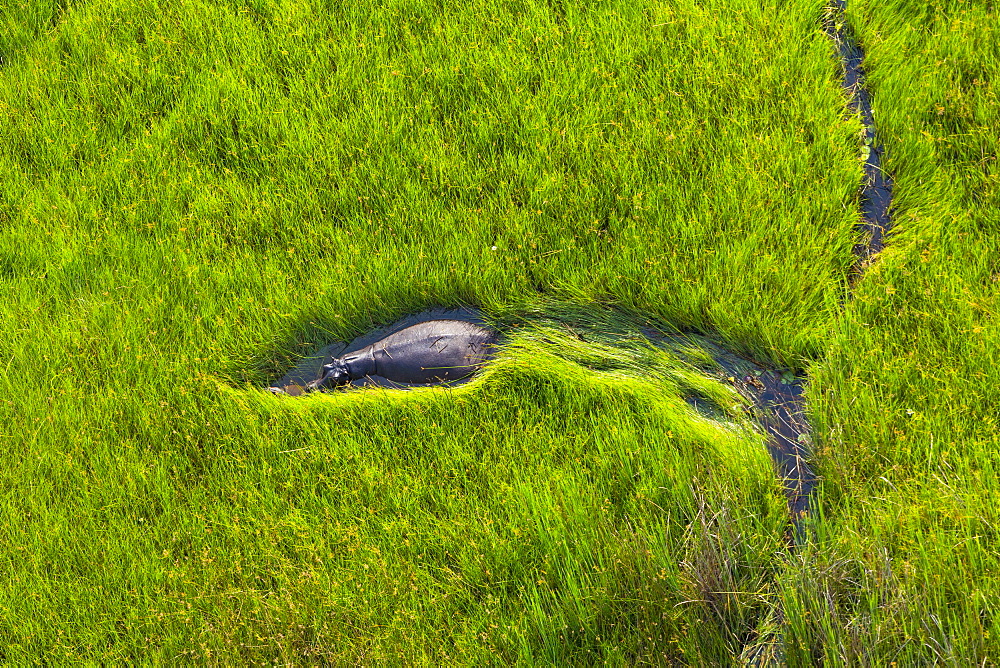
[824,0,894,272]
[274,303,815,537]
[643,330,813,533]
[701,347,813,530]
[256,0,907,640]
[260,301,790,662]
[780,1,1000,660]
[741,0,905,542]
[0,0,907,657]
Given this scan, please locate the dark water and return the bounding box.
[825,0,894,269]
[719,0,899,537]
[719,0,899,532]
[649,332,814,528]
[735,370,812,524]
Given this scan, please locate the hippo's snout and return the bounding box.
[306,361,351,391]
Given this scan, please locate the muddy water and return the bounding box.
[825,0,894,268]
[647,332,814,526]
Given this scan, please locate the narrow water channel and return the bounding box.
[825,0,894,269]
[265,0,895,553]
[717,357,813,529]
[741,0,896,535]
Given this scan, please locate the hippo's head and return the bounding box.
[306,359,351,391]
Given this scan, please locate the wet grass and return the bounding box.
[0,301,792,662]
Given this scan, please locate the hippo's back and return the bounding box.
[370,319,498,384]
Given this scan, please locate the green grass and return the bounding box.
[780,0,1000,663]
[0,0,861,367]
[4,0,995,662]
[1,1,846,659]
[1,304,791,662]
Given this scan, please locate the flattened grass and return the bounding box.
[2,304,790,662]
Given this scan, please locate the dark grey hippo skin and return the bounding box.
[268,307,492,395]
[306,319,497,391]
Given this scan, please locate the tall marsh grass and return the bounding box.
[783,0,1000,663]
[0,0,937,661]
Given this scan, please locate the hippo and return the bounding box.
[302,319,498,392]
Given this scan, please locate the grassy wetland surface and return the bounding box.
[0,0,996,663]
[784,0,1000,663]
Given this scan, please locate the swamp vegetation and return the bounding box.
[0,0,997,663]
